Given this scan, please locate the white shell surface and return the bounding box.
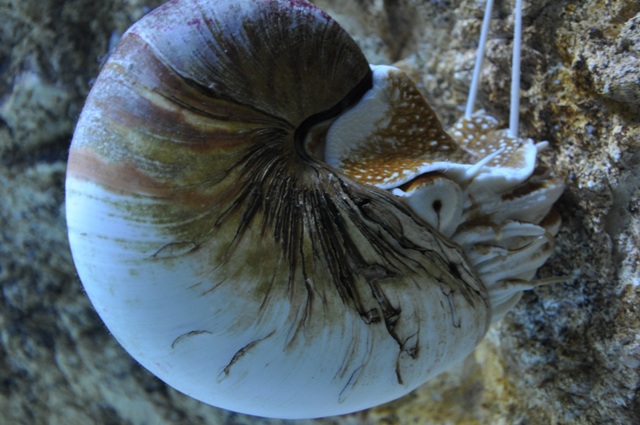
[66,175,486,418]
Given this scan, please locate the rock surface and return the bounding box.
[1,0,638,424]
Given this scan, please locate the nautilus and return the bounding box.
[66,0,564,419]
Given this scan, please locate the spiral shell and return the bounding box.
[66,0,563,419]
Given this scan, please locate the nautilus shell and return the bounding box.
[66,0,563,419]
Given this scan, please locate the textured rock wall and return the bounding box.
[1,0,638,424]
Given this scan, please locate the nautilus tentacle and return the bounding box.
[66,0,562,419]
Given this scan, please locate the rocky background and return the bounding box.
[1,0,638,424]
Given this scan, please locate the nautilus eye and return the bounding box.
[65,0,563,419]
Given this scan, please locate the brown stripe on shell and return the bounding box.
[129,0,371,126]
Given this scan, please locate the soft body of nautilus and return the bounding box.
[66,0,563,419]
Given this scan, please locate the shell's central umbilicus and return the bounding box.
[324,65,564,321]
